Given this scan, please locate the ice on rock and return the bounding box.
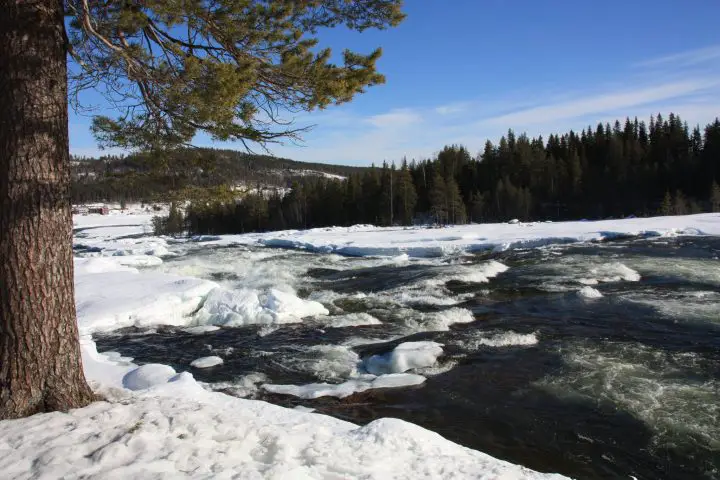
[364,341,444,375]
[194,286,329,327]
[370,372,427,389]
[190,356,224,368]
[122,364,177,390]
[265,287,329,319]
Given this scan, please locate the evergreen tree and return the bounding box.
[0,0,404,419]
[396,160,418,225]
[429,167,448,224]
[445,176,467,224]
[659,191,673,216]
[673,191,688,215]
[711,182,720,213]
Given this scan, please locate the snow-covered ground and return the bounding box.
[197,213,720,257]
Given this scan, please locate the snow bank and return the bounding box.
[237,213,720,258]
[75,270,218,334]
[123,364,178,390]
[190,356,224,368]
[364,341,444,375]
[0,384,567,479]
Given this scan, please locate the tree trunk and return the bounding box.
[0,0,95,419]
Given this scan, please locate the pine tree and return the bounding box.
[0,0,404,419]
[429,168,447,224]
[396,160,417,225]
[445,176,467,224]
[673,190,688,215]
[659,191,673,216]
[711,182,720,212]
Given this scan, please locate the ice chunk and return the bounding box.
[578,286,603,298]
[263,373,427,399]
[364,341,444,375]
[370,372,427,389]
[195,286,329,326]
[183,325,221,334]
[190,356,224,368]
[123,364,177,390]
[265,288,329,319]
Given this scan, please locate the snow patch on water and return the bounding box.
[183,325,221,334]
[190,356,224,368]
[364,341,444,375]
[262,373,427,399]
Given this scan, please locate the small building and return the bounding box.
[88,205,109,215]
[72,206,89,215]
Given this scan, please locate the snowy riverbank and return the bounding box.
[5,211,719,478]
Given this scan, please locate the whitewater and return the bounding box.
[3,209,720,479]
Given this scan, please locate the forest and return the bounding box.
[72,113,720,235]
[168,113,720,235]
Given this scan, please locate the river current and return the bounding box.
[95,236,720,479]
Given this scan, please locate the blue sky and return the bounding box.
[70,0,720,165]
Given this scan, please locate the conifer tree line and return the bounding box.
[173,113,720,235]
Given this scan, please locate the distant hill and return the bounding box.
[71,147,367,203]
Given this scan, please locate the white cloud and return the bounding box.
[435,102,468,115]
[477,79,720,128]
[364,109,422,128]
[635,45,720,68]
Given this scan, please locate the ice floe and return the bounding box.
[190,356,224,368]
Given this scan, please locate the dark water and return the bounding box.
[95,237,720,479]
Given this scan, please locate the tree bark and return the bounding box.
[0,0,95,419]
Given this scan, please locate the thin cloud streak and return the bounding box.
[477,80,720,128]
[636,45,720,68]
[365,109,422,128]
